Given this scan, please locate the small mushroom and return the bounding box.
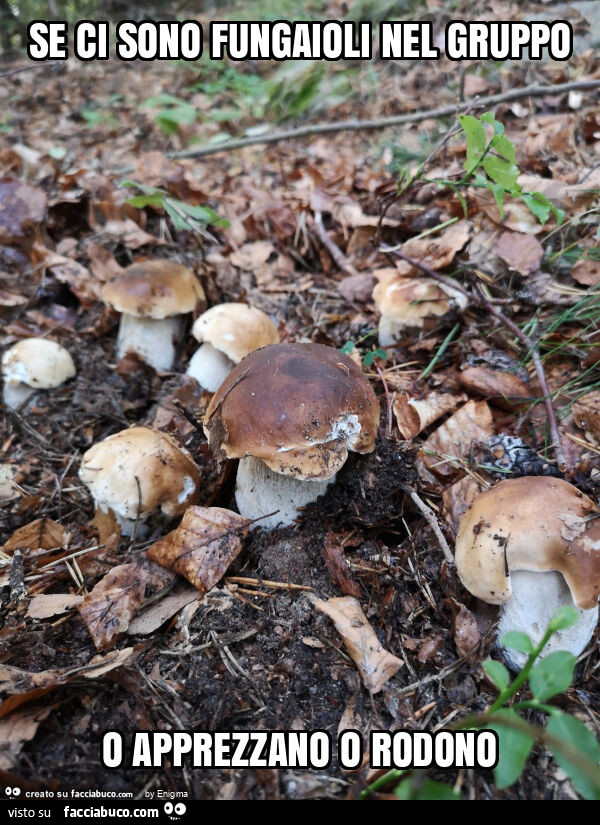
[102,259,205,371]
[455,476,600,669]
[204,342,379,530]
[79,426,199,536]
[2,338,76,409]
[187,303,279,391]
[373,272,467,346]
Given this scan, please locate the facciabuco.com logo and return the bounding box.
[62,806,159,817]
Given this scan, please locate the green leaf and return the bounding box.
[547,711,600,799]
[500,631,533,654]
[482,155,520,191]
[363,348,386,367]
[126,195,165,209]
[483,659,510,690]
[490,183,506,219]
[481,111,504,135]
[548,606,579,633]
[530,652,576,701]
[521,192,552,224]
[458,114,488,172]
[488,708,535,788]
[395,777,460,800]
[491,133,516,163]
[339,342,354,355]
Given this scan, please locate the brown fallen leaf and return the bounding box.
[2,517,70,554]
[452,601,481,659]
[0,647,138,717]
[127,586,199,636]
[459,366,531,407]
[0,288,28,307]
[31,243,99,305]
[571,258,600,287]
[0,703,54,770]
[321,533,361,598]
[91,506,121,544]
[78,557,175,649]
[393,391,467,440]
[148,506,248,593]
[312,595,403,693]
[27,594,84,620]
[572,391,600,444]
[0,179,46,245]
[422,400,494,477]
[489,230,544,275]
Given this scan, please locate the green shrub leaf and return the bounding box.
[483,659,510,690]
[547,711,600,800]
[530,652,576,701]
[488,708,535,788]
[500,631,533,654]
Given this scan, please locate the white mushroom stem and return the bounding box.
[116,314,182,372]
[186,342,235,392]
[235,456,334,531]
[497,570,598,671]
[378,315,406,347]
[2,382,36,410]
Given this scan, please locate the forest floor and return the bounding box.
[1,0,600,801]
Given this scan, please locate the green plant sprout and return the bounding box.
[340,331,387,367]
[362,607,600,800]
[395,111,565,226]
[121,181,229,237]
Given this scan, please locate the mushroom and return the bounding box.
[204,342,379,530]
[2,338,76,409]
[102,259,205,371]
[455,476,600,668]
[79,426,199,536]
[373,271,467,347]
[187,303,279,392]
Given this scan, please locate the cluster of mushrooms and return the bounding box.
[3,257,600,669]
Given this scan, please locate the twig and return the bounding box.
[401,484,454,566]
[170,80,600,160]
[374,363,393,438]
[389,249,567,472]
[225,576,313,591]
[314,211,360,278]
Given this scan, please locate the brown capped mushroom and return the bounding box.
[455,476,600,668]
[2,338,76,409]
[204,343,380,530]
[79,426,199,536]
[102,259,205,371]
[187,303,279,391]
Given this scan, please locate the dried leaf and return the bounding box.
[393,391,467,439]
[422,400,494,477]
[2,518,70,554]
[147,506,248,593]
[442,476,483,534]
[0,464,19,502]
[78,557,175,649]
[32,243,99,304]
[453,601,481,659]
[573,392,600,444]
[26,594,84,620]
[0,704,54,770]
[0,179,46,244]
[127,586,199,636]
[459,366,531,407]
[312,595,403,693]
[490,230,544,275]
[571,258,600,287]
[321,533,361,598]
[0,648,138,717]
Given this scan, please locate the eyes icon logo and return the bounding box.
[164,802,186,819]
[4,787,21,797]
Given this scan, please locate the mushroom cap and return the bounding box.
[2,338,76,389]
[102,259,205,319]
[204,343,380,481]
[79,426,199,521]
[455,476,600,610]
[191,303,279,363]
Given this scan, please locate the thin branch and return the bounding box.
[314,211,360,278]
[401,483,454,566]
[388,249,567,472]
[170,80,600,160]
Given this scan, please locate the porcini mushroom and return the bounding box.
[455,476,600,668]
[2,338,76,409]
[79,426,199,536]
[187,303,279,391]
[102,259,205,371]
[204,342,379,530]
